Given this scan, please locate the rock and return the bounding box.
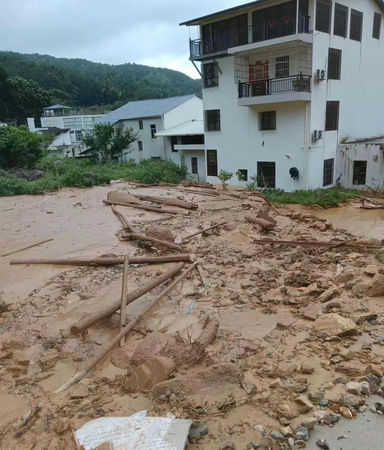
[339,406,353,419]
[254,425,265,434]
[288,437,295,448]
[221,442,236,450]
[351,313,378,325]
[295,440,307,448]
[123,356,174,392]
[369,274,384,297]
[110,348,131,369]
[39,348,59,370]
[316,439,330,449]
[145,226,175,243]
[280,426,293,437]
[241,371,262,394]
[340,393,365,408]
[301,417,317,430]
[248,443,261,449]
[346,381,370,396]
[276,309,297,329]
[302,303,321,321]
[295,396,313,413]
[376,250,384,264]
[52,417,70,434]
[295,426,309,441]
[270,431,285,441]
[299,361,315,375]
[70,384,88,399]
[313,313,357,336]
[374,401,384,413]
[336,271,355,283]
[365,265,379,276]
[188,424,208,440]
[319,400,329,407]
[317,287,339,303]
[352,282,370,296]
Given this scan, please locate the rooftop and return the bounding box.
[43,104,71,110]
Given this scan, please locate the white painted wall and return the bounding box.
[163,96,203,129]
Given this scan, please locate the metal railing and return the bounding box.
[238,74,311,98]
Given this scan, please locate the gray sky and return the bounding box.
[0,0,242,78]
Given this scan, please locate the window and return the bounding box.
[150,124,156,138]
[206,150,218,176]
[275,56,289,78]
[316,0,332,33]
[257,162,276,188]
[260,111,276,131]
[203,63,219,88]
[75,130,82,141]
[323,158,334,186]
[138,140,143,151]
[237,169,248,182]
[328,48,342,80]
[205,110,221,131]
[353,161,367,185]
[171,136,178,152]
[334,3,348,37]
[191,157,198,174]
[325,101,340,131]
[373,12,381,39]
[139,120,143,130]
[350,9,363,41]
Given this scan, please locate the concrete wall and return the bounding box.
[163,96,203,129]
[337,142,384,190]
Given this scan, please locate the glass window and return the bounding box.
[323,158,334,186]
[237,169,248,182]
[203,63,219,88]
[350,9,363,41]
[325,101,340,131]
[316,0,332,33]
[205,110,221,131]
[257,162,276,188]
[328,48,342,80]
[150,124,156,138]
[139,120,143,130]
[260,111,276,130]
[138,141,143,151]
[334,3,348,37]
[275,56,290,77]
[353,160,367,184]
[373,12,381,39]
[206,150,218,176]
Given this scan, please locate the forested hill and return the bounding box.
[0,51,201,108]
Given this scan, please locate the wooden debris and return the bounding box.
[56,263,197,392]
[69,262,185,335]
[246,237,381,249]
[132,194,198,210]
[122,232,184,251]
[196,264,209,290]
[180,221,227,244]
[10,254,194,266]
[111,205,134,232]
[1,238,53,258]
[176,188,221,197]
[120,255,129,346]
[181,181,216,190]
[103,199,187,215]
[245,215,275,231]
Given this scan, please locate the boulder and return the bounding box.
[313,313,357,336]
[317,287,339,303]
[145,226,175,243]
[302,303,321,321]
[369,274,384,297]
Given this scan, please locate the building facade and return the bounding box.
[182,0,384,191]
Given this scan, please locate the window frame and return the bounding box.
[257,161,276,188]
[205,109,221,131]
[334,3,348,37]
[260,111,276,131]
[237,169,248,182]
[328,48,342,80]
[316,0,332,34]
[350,9,363,42]
[139,119,143,130]
[206,149,218,176]
[171,136,178,152]
[138,140,143,151]
[353,160,367,185]
[275,55,290,78]
[203,62,219,88]
[323,158,334,186]
[150,124,157,138]
[373,12,382,39]
[325,101,340,131]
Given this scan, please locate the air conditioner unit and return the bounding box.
[312,130,323,142]
[316,69,326,82]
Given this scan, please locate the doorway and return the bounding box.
[191,157,198,175]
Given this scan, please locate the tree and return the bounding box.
[218,170,233,190]
[0,126,47,169]
[83,123,138,162]
[0,67,12,122]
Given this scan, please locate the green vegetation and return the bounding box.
[0,51,201,110]
[262,188,358,208]
[0,126,49,168]
[218,170,233,190]
[83,123,138,162]
[0,158,187,197]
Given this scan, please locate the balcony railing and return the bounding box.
[238,74,311,98]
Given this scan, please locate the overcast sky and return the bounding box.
[0,0,243,78]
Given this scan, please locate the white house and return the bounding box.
[181,0,384,191]
[99,95,205,179]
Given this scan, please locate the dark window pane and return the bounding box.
[138,140,143,151]
[139,120,143,130]
[171,136,178,152]
[275,56,290,77]
[237,169,248,181]
[328,48,342,80]
[203,63,219,88]
[260,111,276,130]
[207,150,218,176]
[353,160,367,184]
[257,162,276,188]
[334,3,348,37]
[150,124,156,138]
[205,110,221,131]
[373,12,381,39]
[350,9,363,41]
[316,0,331,33]
[325,101,340,131]
[323,158,334,186]
[191,157,198,174]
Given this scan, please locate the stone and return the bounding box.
[376,250,384,264]
[339,406,353,419]
[70,384,88,399]
[316,439,330,449]
[301,417,317,430]
[295,426,309,441]
[188,424,208,440]
[299,361,315,375]
[336,271,355,283]
[110,348,131,369]
[346,381,370,396]
[295,396,313,413]
[288,437,295,448]
[319,400,329,407]
[365,265,379,276]
[145,226,175,243]
[340,393,364,408]
[369,274,384,297]
[122,356,175,392]
[248,443,261,449]
[221,442,236,450]
[39,348,59,370]
[313,313,357,336]
[352,282,370,296]
[270,431,285,441]
[374,401,384,413]
[254,425,265,434]
[107,190,139,204]
[52,417,70,434]
[280,426,293,437]
[302,303,321,321]
[317,287,339,303]
[296,440,307,448]
[276,309,297,329]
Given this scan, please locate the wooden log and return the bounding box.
[103,199,187,215]
[133,194,198,210]
[245,216,275,231]
[180,221,227,244]
[10,254,193,266]
[122,232,184,251]
[247,237,381,249]
[69,262,185,335]
[182,181,216,190]
[111,205,134,232]
[55,262,197,393]
[1,238,53,258]
[196,264,209,290]
[176,188,220,197]
[120,255,129,346]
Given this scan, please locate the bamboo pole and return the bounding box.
[55,262,197,393]
[1,238,53,258]
[111,205,134,232]
[180,221,227,244]
[10,254,193,266]
[69,262,185,335]
[123,233,184,251]
[119,255,129,346]
[103,199,187,215]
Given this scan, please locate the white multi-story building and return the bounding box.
[100,95,205,179]
[181,0,384,191]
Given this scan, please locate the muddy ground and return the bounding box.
[1,183,384,450]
